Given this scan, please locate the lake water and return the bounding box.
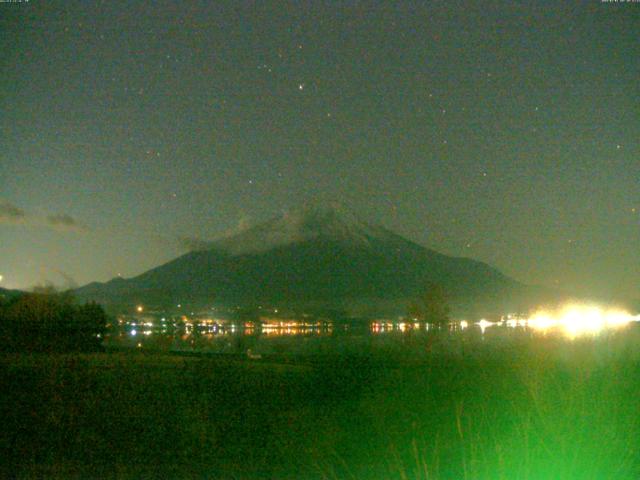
[104,312,640,359]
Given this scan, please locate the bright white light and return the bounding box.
[130,329,137,336]
[459,320,468,330]
[477,319,494,334]
[526,304,638,338]
[527,312,556,331]
[0,274,3,282]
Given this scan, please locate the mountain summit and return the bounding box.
[76,204,531,316]
[211,203,396,255]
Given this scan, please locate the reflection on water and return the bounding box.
[106,303,640,356]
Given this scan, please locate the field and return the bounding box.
[2,327,640,479]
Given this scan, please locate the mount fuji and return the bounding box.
[75,203,536,317]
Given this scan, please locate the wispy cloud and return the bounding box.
[177,214,253,252]
[220,213,252,238]
[0,200,26,224]
[47,214,87,232]
[0,200,87,232]
[178,236,213,252]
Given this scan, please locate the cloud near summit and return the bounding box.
[178,236,213,252]
[177,214,253,252]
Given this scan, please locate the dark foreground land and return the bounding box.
[2,329,640,479]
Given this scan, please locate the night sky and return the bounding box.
[1,1,638,301]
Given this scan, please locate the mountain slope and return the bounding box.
[76,204,533,316]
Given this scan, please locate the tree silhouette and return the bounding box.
[409,282,450,326]
[0,290,108,352]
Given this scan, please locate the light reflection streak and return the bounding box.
[477,319,493,334]
[120,304,639,348]
[366,304,639,339]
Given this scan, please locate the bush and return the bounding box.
[0,291,107,352]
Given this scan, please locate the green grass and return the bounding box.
[1,328,640,479]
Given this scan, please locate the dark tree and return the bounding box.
[0,291,108,352]
[408,282,451,326]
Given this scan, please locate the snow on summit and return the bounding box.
[211,203,392,256]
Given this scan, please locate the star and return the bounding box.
[298,83,304,90]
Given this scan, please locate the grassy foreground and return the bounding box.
[1,329,640,479]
